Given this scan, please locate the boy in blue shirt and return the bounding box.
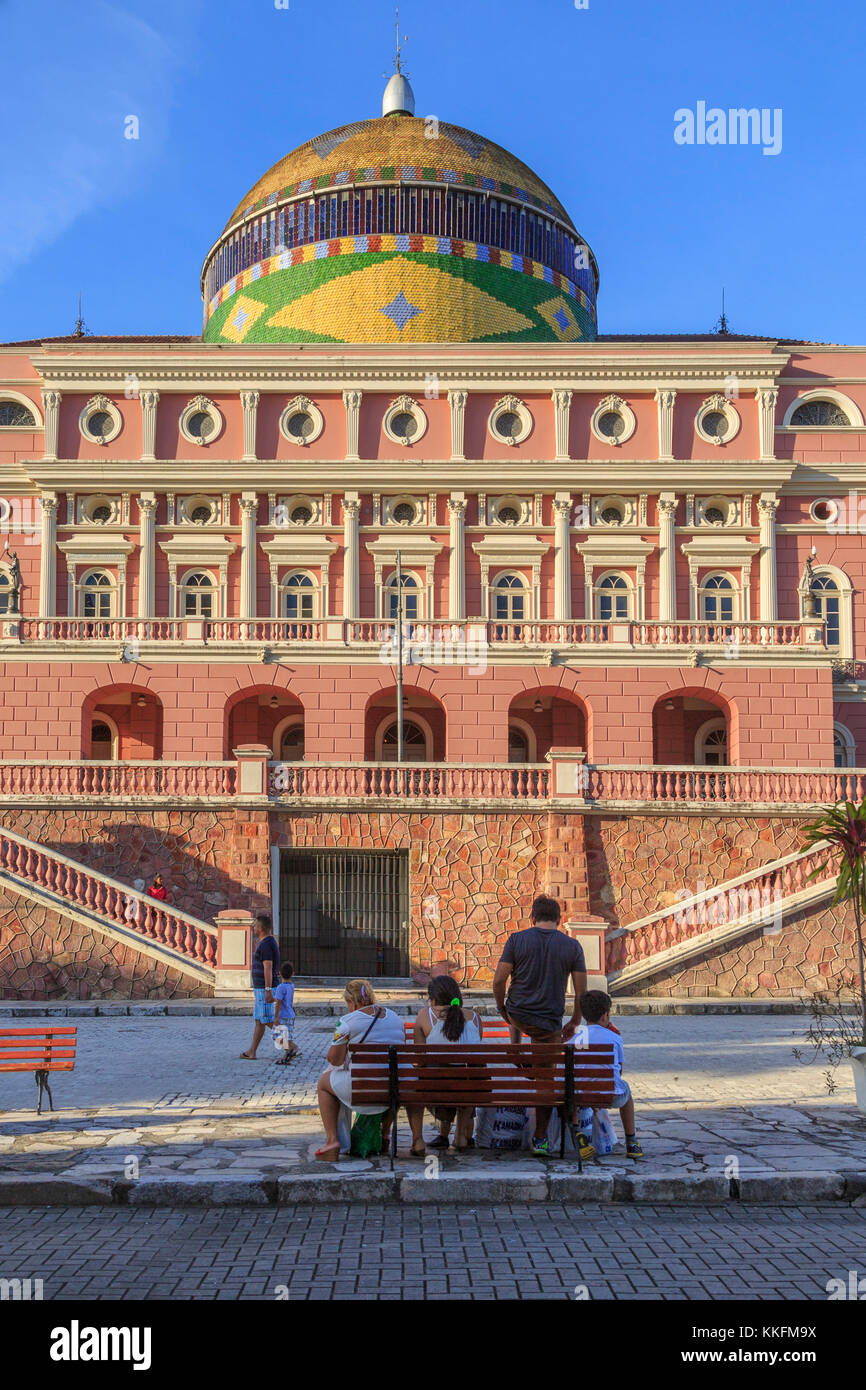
[272,962,298,1064]
[579,990,643,1159]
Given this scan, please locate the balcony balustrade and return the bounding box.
[3,616,827,654]
[0,756,860,809]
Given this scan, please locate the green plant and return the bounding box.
[801,799,866,1047]
[792,982,863,1092]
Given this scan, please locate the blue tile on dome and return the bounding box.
[380,290,423,331]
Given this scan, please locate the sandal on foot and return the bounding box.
[314,1143,341,1161]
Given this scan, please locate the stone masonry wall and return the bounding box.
[0,883,212,1000]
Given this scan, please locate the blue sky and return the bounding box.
[1,0,864,343]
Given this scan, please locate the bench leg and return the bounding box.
[35,1070,53,1116]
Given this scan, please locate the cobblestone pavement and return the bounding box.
[1,1015,864,1181]
[1,1203,864,1299]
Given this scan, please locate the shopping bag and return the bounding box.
[475,1106,531,1150]
[349,1111,386,1158]
[591,1109,617,1155]
[272,1024,291,1054]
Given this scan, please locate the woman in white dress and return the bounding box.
[315,978,404,1161]
[407,975,483,1157]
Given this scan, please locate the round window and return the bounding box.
[287,411,314,440]
[392,502,416,524]
[187,410,214,440]
[704,505,726,525]
[390,411,417,439]
[91,504,112,524]
[598,410,625,439]
[702,410,729,439]
[87,411,113,440]
[495,411,522,440]
[498,505,520,525]
[811,499,838,524]
[601,505,624,525]
[190,504,212,524]
[289,504,313,525]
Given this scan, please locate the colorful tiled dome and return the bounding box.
[201,78,598,345]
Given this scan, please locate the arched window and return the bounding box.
[78,570,115,619]
[384,570,421,621]
[281,571,316,620]
[790,399,850,428]
[0,399,37,428]
[695,718,728,766]
[699,573,737,623]
[90,717,118,761]
[275,719,305,762]
[508,725,530,764]
[492,572,528,639]
[180,570,215,618]
[0,568,15,614]
[380,718,429,763]
[594,572,632,621]
[834,723,855,769]
[809,573,841,647]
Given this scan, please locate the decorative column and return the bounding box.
[553,493,572,621]
[758,493,779,622]
[343,389,362,461]
[137,493,157,618]
[448,389,467,461]
[141,390,159,462]
[239,493,258,619]
[552,389,573,461]
[657,494,678,621]
[41,389,62,460]
[447,493,467,619]
[654,387,677,461]
[39,492,58,616]
[757,387,779,460]
[342,492,361,619]
[241,390,260,462]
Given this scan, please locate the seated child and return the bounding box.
[578,990,643,1159]
[272,962,298,1064]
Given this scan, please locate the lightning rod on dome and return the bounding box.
[382,8,415,117]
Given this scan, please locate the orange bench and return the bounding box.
[403,1018,522,1041]
[353,1041,616,1169]
[0,1027,77,1114]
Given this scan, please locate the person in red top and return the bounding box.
[148,874,168,901]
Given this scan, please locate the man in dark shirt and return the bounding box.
[492,895,588,1153]
[240,913,280,1059]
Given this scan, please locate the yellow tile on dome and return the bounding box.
[266,256,534,342]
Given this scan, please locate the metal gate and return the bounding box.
[278,849,410,977]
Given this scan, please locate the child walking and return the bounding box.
[579,990,643,1159]
[272,962,299,1064]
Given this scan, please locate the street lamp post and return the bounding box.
[395,550,404,765]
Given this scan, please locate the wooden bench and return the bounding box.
[0,1028,77,1113]
[352,1041,616,1170]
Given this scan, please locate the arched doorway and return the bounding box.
[364,688,446,763]
[82,687,163,761]
[653,692,733,766]
[226,689,304,759]
[507,690,587,763]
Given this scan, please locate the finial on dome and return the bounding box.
[383,8,414,116]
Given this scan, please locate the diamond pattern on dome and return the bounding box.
[444,126,487,160]
[537,294,583,342]
[220,294,268,343]
[380,290,423,331]
[264,256,535,343]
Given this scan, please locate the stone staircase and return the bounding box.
[606,842,837,992]
[0,825,217,995]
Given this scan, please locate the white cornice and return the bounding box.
[17,460,798,493]
[159,535,237,564]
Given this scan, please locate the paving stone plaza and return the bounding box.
[1,1009,864,1202]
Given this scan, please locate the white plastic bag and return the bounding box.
[591,1109,617,1155]
[476,1106,531,1150]
[272,1024,291,1054]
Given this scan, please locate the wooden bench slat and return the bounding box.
[0,1028,77,1037]
[0,1061,76,1073]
